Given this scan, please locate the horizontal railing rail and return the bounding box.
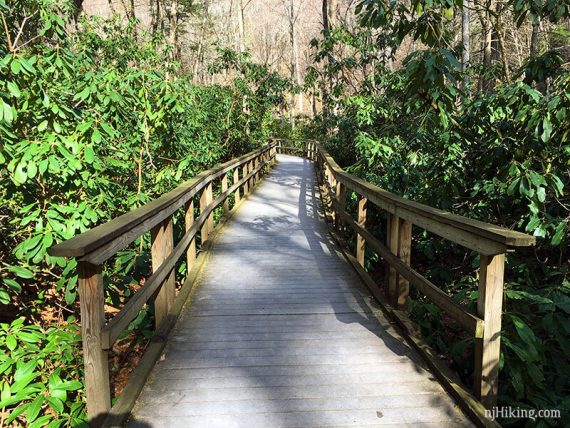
[275,138,535,411]
[49,143,277,426]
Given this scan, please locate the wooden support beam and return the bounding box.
[335,182,346,233]
[221,174,229,215]
[329,169,337,223]
[233,169,241,205]
[78,261,110,426]
[247,161,255,193]
[386,213,399,304]
[338,209,484,337]
[474,253,505,409]
[184,200,196,269]
[356,197,367,267]
[254,157,260,183]
[200,182,214,245]
[396,219,412,307]
[151,217,175,327]
[242,164,249,195]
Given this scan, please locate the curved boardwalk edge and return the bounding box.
[128,155,474,428]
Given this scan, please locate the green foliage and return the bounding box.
[0,1,288,425]
[0,8,286,310]
[305,1,570,423]
[0,318,86,427]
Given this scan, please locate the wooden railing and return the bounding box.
[275,138,535,410]
[49,144,277,426]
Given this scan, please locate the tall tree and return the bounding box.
[321,0,334,112]
[530,19,540,57]
[461,0,470,89]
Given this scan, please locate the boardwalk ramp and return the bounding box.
[128,155,472,427]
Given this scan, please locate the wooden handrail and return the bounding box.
[275,138,535,411]
[49,143,277,426]
[49,146,272,259]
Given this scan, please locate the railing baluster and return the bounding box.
[242,163,249,195]
[335,182,346,233]
[233,168,241,205]
[474,253,505,409]
[78,261,110,427]
[151,217,175,327]
[248,160,254,190]
[185,200,196,269]
[396,219,412,307]
[200,182,214,245]
[386,213,400,303]
[222,173,229,215]
[356,196,367,266]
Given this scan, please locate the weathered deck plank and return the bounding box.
[129,155,473,427]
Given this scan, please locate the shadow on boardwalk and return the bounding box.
[127,155,472,427]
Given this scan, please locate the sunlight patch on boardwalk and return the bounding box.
[129,155,473,427]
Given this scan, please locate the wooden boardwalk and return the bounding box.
[128,155,473,427]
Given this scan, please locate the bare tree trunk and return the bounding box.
[289,0,295,128]
[513,28,523,68]
[477,0,494,92]
[193,0,210,83]
[295,37,303,115]
[495,19,510,81]
[311,93,317,117]
[530,20,540,56]
[238,0,246,52]
[168,0,179,62]
[322,0,332,113]
[461,0,470,89]
[151,0,160,34]
[329,0,337,25]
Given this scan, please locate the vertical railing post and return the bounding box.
[474,253,505,409]
[330,174,337,225]
[356,196,367,267]
[78,261,110,426]
[200,182,214,245]
[151,216,175,327]
[396,219,412,307]
[254,156,260,183]
[221,173,229,215]
[386,213,400,303]
[248,160,254,190]
[233,168,241,205]
[184,200,196,269]
[335,182,346,233]
[242,163,249,195]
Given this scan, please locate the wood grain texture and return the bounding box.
[386,213,399,303]
[78,262,110,427]
[397,219,412,307]
[151,217,175,327]
[335,181,346,233]
[200,183,214,245]
[233,168,241,205]
[474,254,505,409]
[185,200,196,269]
[312,143,534,249]
[337,210,484,338]
[221,174,229,214]
[102,158,274,349]
[356,196,367,267]
[129,156,473,427]
[242,163,249,194]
